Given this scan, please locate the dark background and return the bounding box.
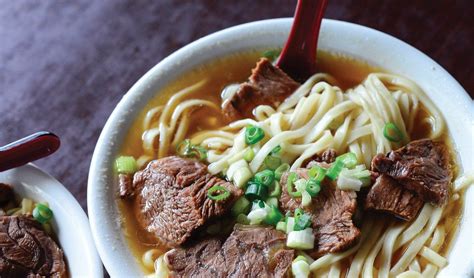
[1,0,472,211]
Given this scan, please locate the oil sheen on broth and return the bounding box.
[118,50,463,274]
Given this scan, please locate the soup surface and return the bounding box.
[117,50,462,275]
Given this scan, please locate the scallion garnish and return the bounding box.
[176,139,208,161]
[264,155,281,170]
[286,172,302,197]
[269,181,282,197]
[264,205,284,225]
[326,160,345,181]
[207,185,230,201]
[271,145,282,155]
[32,203,53,224]
[308,165,326,183]
[243,147,255,162]
[336,152,358,169]
[262,49,281,62]
[245,125,265,145]
[245,182,268,201]
[306,179,321,197]
[383,122,404,142]
[294,210,312,231]
[115,156,138,174]
[231,197,251,216]
[254,170,275,187]
[275,163,290,180]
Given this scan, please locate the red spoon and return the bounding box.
[276,0,328,81]
[0,132,60,172]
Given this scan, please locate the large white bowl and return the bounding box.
[88,18,474,277]
[0,164,103,277]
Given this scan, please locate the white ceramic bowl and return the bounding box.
[0,164,103,277]
[88,18,474,277]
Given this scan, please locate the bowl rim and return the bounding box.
[0,163,103,277]
[88,18,474,277]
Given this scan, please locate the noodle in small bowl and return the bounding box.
[88,19,473,277]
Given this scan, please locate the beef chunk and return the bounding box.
[0,215,66,277]
[365,174,424,221]
[118,174,133,198]
[279,169,360,257]
[129,156,242,248]
[304,149,337,168]
[0,184,14,205]
[222,58,300,120]
[166,225,294,277]
[372,139,451,206]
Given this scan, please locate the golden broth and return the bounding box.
[117,50,462,275]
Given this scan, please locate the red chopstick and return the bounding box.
[0,132,60,172]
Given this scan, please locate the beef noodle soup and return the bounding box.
[116,50,468,278]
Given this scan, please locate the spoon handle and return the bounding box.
[0,132,60,172]
[276,0,328,81]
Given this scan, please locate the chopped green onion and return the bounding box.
[207,185,230,201]
[254,170,275,187]
[264,205,284,225]
[247,208,268,225]
[262,49,281,62]
[308,166,326,183]
[294,179,307,193]
[115,156,138,174]
[233,167,253,188]
[275,163,290,180]
[269,181,281,197]
[245,125,265,145]
[236,213,250,225]
[271,145,282,155]
[231,197,251,216]
[276,221,287,232]
[294,208,304,218]
[383,122,404,142]
[243,147,255,162]
[336,152,358,169]
[306,179,321,197]
[264,155,281,170]
[286,172,302,198]
[245,182,268,201]
[301,190,312,207]
[294,210,312,231]
[292,258,310,278]
[254,199,266,209]
[176,139,208,160]
[326,160,344,180]
[286,217,295,233]
[293,255,309,263]
[32,203,53,224]
[287,228,315,250]
[266,197,279,208]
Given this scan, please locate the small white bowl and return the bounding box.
[88,18,474,277]
[0,164,103,277]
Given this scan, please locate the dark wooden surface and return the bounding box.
[1,0,472,211]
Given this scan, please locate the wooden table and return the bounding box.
[1,0,472,211]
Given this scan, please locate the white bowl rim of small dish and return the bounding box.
[0,163,103,277]
[88,18,474,277]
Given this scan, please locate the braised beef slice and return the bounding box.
[222,58,300,120]
[0,184,14,205]
[118,174,133,198]
[166,225,294,278]
[365,174,424,221]
[129,156,242,248]
[279,169,360,257]
[304,149,337,168]
[371,139,451,206]
[0,216,66,277]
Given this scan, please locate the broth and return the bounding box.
[117,50,462,275]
